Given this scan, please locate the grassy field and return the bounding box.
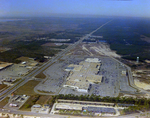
[14,80,40,95]
[36,95,52,105]
[37,90,54,94]
[0,97,9,108]
[35,72,46,79]
[13,79,54,111]
[0,84,7,90]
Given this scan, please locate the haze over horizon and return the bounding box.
[0,0,150,18]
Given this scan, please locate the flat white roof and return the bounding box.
[85,58,101,63]
[56,103,82,110]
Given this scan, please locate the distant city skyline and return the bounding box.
[0,0,150,18]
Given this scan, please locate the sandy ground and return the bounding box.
[88,43,121,58]
[81,43,121,58]
[145,60,150,63]
[141,35,150,43]
[134,79,150,90]
[122,94,136,98]
[82,45,93,56]
[70,42,121,58]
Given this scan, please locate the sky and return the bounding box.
[0,0,150,18]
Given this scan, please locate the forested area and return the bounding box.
[93,18,150,62]
[0,41,60,63]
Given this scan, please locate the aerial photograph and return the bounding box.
[0,0,150,118]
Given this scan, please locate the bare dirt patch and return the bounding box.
[133,70,150,84]
[145,60,150,63]
[141,35,150,43]
[69,44,89,56]
[82,44,93,56]
[67,43,121,58]
[0,47,11,52]
[17,56,31,61]
[82,43,121,58]
[42,43,58,46]
[134,79,150,90]
[0,84,7,90]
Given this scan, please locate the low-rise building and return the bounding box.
[0,62,13,71]
[31,104,50,114]
[122,70,127,76]
[55,103,82,111]
[64,58,102,93]
[57,99,115,107]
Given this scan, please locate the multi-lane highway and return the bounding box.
[0,19,113,102]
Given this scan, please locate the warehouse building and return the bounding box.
[55,103,82,111]
[0,62,13,71]
[57,99,115,107]
[54,99,116,115]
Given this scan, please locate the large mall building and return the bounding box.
[63,58,103,93]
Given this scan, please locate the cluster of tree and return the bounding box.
[52,94,150,105]
[0,41,59,63]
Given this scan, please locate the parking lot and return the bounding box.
[35,61,68,94]
[0,57,38,84]
[0,64,29,81]
[59,88,87,96]
[35,55,136,97]
[89,56,136,97]
[35,55,86,95]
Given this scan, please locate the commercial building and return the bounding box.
[121,70,127,76]
[0,62,13,71]
[57,99,115,107]
[31,104,42,113]
[64,58,102,93]
[52,99,135,115]
[55,103,82,111]
[65,64,83,71]
[54,99,116,115]
[31,104,50,114]
[85,58,101,63]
